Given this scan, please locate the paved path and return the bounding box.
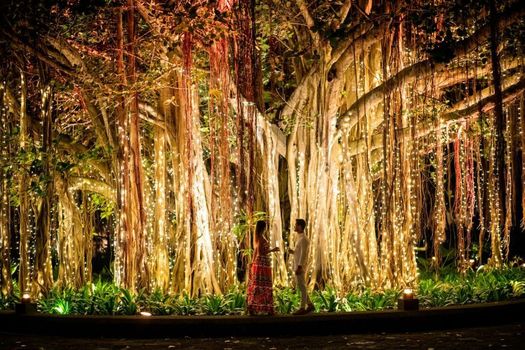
[0,322,523,349]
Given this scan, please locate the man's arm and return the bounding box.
[295,240,305,274]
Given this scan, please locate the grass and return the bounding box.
[0,265,524,316]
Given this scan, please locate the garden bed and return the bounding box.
[1,266,524,316]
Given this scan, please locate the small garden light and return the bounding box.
[402,288,414,299]
[15,292,37,314]
[398,288,419,311]
[140,311,152,317]
[21,293,31,303]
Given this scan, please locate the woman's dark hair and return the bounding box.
[255,220,267,239]
[295,218,306,230]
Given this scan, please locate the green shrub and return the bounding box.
[224,286,246,314]
[52,299,71,315]
[10,264,525,316]
[118,288,139,315]
[174,292,200,315]
[510,280,525,297]
[274,287,299,314]
[344,288,398,311]
[201,294,228,315]
[90,281,119,315]
[140,288,177,315]
[312,286,340,312]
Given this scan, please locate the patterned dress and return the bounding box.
[246,237,274,315]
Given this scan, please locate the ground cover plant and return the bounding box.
[1,265,523,316]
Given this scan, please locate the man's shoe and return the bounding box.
[305,304,315,313]
[292,308,307,315]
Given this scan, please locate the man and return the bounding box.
[289,218,314,315]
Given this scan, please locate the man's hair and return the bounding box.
[295,218,306,230]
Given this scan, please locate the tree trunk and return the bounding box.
[114,1,148,291]
[34,83,54,294]
[487,0,505,266]
[18,69,30,295]
[0,82,12,296]
[152,117,169,291]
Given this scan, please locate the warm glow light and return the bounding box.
[403,288,414,300]
[22,293,31,303]
[140,311,152,317]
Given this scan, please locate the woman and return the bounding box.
[246,220,279,315]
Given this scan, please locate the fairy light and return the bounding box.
[503,107,512,259]
[487,112,503,267]
[456,127,467,270]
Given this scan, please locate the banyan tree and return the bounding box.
[0,0,524,297]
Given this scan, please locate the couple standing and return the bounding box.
[246,219,314,316]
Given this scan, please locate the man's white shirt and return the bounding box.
[294,234,309,271]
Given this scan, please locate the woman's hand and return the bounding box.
[270,247,280,253]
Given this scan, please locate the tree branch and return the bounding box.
[337,0,525,132]
[68,176,116,203]
[347,78,525,158]
[56,135,112,183]
[331,0,352,31]
[295,0,315,29]
[0,27,77,77]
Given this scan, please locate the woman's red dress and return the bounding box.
[246,238,274,315]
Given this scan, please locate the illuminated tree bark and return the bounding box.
[151,90,169,291]
[18,69,30,294]
[55,177,86,288]
[34,83,54,294]
[487,0,505,266]
[114,1,149,291]
[209,37,236,290]
[0,82,12,296]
